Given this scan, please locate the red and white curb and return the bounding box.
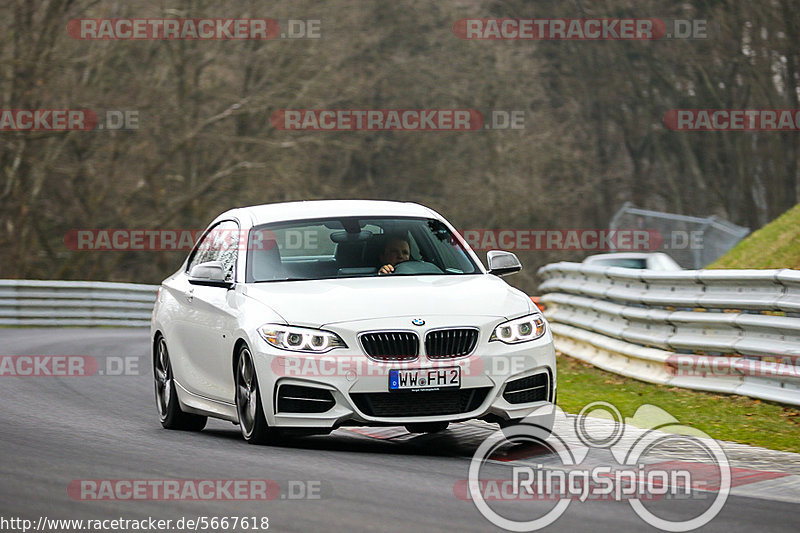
[340,415,800,504]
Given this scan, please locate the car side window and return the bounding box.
[186,220,240,280]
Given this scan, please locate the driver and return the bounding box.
[378,236,411,274]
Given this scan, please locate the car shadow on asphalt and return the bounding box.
[199,422,554,461]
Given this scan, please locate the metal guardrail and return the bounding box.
[0,279,157,327]
[538,263,800,406]
[3,273,799,405]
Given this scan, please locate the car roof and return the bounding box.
[582,252,682,270]
[221,200,441,227]
[584,253,656,261]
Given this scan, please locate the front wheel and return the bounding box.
[235,345,277,444]
[153,336,207,431]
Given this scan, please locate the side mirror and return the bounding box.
[487,250,522,276]
[189,261,233,288]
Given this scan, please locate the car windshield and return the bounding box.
[590,258,648,269]
[246,216,480,282]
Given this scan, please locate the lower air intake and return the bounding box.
[350,387,490,417]
[277,384,336,414]
[502,373,550,404]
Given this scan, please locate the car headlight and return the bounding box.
[489,314,546,344]
[257,324,347,353]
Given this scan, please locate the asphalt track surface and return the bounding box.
[0,328,796,533]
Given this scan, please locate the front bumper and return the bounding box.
[250,315,557,430]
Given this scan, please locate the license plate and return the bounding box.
[389,367,460,391]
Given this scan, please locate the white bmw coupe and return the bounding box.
[151,200,556,443]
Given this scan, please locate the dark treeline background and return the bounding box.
[1,0,798,294]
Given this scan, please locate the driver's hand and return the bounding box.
[378,264,395,275]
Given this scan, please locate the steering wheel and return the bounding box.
[391,260,443,275]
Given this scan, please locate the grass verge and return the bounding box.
[709,202,800,269]
[557,355,800,453]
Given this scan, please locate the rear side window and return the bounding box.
[595,258,647,269]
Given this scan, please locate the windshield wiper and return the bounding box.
[253,278,313,283]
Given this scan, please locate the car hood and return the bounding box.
[242,275,532,327]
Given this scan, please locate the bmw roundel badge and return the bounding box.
[412,318,425,326]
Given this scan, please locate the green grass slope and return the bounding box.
[710,203,800,269]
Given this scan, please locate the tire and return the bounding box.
[404,422,449,434]
[153,336,207,431]
[235,344,277,444]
